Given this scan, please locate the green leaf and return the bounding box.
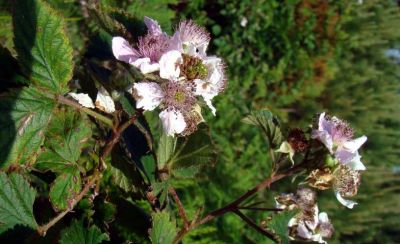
[0,172,37,233]
[171,166,200,179]
[60,219,109,244]
[150,211,177,244]
[13,0,73,93]
[268,211,297,244]
[171,124,216,169]
[242,109,283,149]
[49,168,81,211]
[157,132,177,169]
[36,109,91,173]
[0,87,55,168]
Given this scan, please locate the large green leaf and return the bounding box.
[157,132,177,169]
[171,124,216,169]
[49,168,82,211]
[13,0,73,93]
[242,110,283,149]
[150,211,177,244]
[0,172,37,233]
[0,87,55,168]
[35,109,91,173]
[60,219,109,244]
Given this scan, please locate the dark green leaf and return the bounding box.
[171,166,200,179]
[36,109,91,173]
[0,87,55,168]
[13,0,73,93]
[0,172,37,233]
[49,168,81,211]
[60,219,109,244]
[150,211,177,244]
[171,124,216,169]
[242,110,283,149]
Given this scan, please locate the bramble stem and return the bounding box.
[233,209,279,242]
[169,187,190,229]
[37,114,137,236]
[56,95,113,127]
[238,206,284,212]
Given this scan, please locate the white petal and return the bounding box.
[69,93,95,108]
[112,37,139,64]
[288,217,297,227]
[335,191,357,209]
[312,130,334,153]
[159,109,186,136]
[342,136,367,153]
[144,16,162,35]
[159,50,183,80]
[95,88,115,113]
[311,233,326,244]
[205,98,216,116]
[139,62,160,74]
[133,82,164,111]
[346,152,366,170]
[318,212,329,223]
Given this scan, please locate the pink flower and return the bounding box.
[312,113,367,170]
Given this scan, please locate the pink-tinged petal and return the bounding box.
[168,31,183,52]
[131,58,160,74]
[335,149,355,164]
[112,37,139,64]
[159,109,186,136]
[335,191,357,209]
[144,16,162,35]
[159,50,183,80]
[342,135,367,153]
[297,222,313,239]
[318,212,329,223]
[133,82,164,111]
[312,130,334,153]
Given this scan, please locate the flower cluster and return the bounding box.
[276,188,334,243]
[112,17,226,136]
[308,112,367,209]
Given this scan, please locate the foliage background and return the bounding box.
[0,0,399,243]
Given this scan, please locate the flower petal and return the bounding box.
[112,37,139,64]
[144,16,162,35]
[69,93,95,108]
[133,82,164,111]
[342,135,367,153]
[159,109,187,136]
[95,88,115,113]
[346,152,366,171]
[335,191,357,209]
[205,98,216,116]
[159,50,183,80]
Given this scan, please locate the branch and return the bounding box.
[238,206,284,212]
[169,187,190,229]
[56,94,113,127]
[233,210,279,242]
[37,172,100,236]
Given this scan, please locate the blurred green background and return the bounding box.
[1,0,399,243]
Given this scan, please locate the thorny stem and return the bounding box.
[169,187,190,230]
[56,94,113,127]
[37,114,137,236]
[233,209,279,242]
[173,163,306,244]
[238,206,284,212]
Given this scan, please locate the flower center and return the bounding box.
[180,54,208,80]
[174,91,185,104]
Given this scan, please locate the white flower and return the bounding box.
[194,56,226,115]
[69,93,95,108]
[159,109,187,136]
[159,50,183,80]
[312,112,367,170]
[133,82,164,111]
[143,16,163,36]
